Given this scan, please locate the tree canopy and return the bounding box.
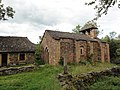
[72,25,81,33]
[102,32,120,64]
[86,0,120,20]
[0,0,15,20]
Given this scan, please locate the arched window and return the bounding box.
[80,46,84,55]
[44,47,49,64]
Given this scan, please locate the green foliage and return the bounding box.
[109,31,117,39]
[35,43,44,65]
[102,32,120,64]
[72,24,81,33]
[89,76,120,90]
[0,0,15,20]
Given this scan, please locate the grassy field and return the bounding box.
[0,63,118,90]
[89,76,120,90]
[0,65,63,90]
[69,62,116,75]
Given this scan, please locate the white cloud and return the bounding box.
[0,0,120,43]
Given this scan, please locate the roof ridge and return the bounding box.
[0,36,27,38]
[45,29,80,34]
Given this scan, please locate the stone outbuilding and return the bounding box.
[0,36,35,66]
[40,25,110,65]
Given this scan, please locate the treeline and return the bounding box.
[102,32,120,64]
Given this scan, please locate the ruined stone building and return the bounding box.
[0,36,35,66]
[41,25,110,65]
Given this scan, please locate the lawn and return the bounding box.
[0,63,117,90]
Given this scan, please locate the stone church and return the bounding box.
[40,24,110,65]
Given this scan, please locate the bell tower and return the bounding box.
[80,23,98,38]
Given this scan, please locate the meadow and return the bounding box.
[0,63,118,90]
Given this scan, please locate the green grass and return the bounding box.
[89,76,120,90]
[0,65,63,90]
[69,62,116,75]
[0,63,117,90]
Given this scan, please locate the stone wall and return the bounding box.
[0,65,35,76]
[41,32,60,65]
[41,31,110,65]
[60,39,75,63]
[58,66,120,90]
[8,53,18,65]
[25,53,35,64]
[8,53,35,66]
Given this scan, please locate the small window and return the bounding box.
[19,53,25,60]
[80,46,84,55]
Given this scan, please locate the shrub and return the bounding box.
[35,59,45,66]
[35,43,45,65]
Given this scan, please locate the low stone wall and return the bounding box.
[0,65,35,76]
[57,66,120,90]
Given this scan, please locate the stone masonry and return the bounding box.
[40,26,110,65]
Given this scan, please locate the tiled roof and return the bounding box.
[46,30,98,41]
[0,36,35,53]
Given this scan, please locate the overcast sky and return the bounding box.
[0,0,120,43]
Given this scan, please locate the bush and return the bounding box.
[34,43,45,65]
[35,59,45,66]
[111,58,120,64]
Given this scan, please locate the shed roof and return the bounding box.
[0,36,35,53]
[45,30,99,42]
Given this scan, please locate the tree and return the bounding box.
[86,0,120,20]
[109,31,117,39]
[72,25,81,33]
[101,35,110,42]
[0,0,15,20]
[102,32,120,64]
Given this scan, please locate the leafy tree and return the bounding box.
[102,32,120,64]
[101,35,110,42]
[86,0,120,20]
[72,24,81,33]
[109,31,117,39]
[0,0,15,20]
